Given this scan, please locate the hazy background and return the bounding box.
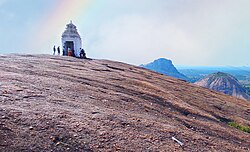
[0,0,250,66]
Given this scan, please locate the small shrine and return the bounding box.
[61,21,86,58]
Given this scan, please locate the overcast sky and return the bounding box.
[0,0,250,66]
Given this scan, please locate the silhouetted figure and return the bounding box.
[63,46,66,56]
[72,49,75,57]
[57,46,60,55]
[80,48,86,59]
[53,45,56,55]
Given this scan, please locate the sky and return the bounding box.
[0,0,250,66]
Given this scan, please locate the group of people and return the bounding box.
[53,45,86,59]
[53,46,60,55]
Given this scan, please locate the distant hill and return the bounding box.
[141,58,188,81]
[177,66,250,83]
[195,72,250,101]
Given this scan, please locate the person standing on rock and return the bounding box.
[53,45,56,55]
[80,48,86,59]
[57,46,60,55]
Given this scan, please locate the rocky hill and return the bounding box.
[195,72,250,101]
[141,58,189,81]
[0,55,250,151]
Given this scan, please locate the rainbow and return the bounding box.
[27,0,94,52]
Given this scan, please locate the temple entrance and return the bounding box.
[64,41,74,56]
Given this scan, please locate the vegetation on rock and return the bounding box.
[228,122,250,133]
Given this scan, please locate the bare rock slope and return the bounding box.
[0,54,250,151]
[195,72,250,101]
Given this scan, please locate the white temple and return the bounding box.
[62,21,83,57]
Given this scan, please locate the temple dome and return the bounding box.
[62,21,81,38]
